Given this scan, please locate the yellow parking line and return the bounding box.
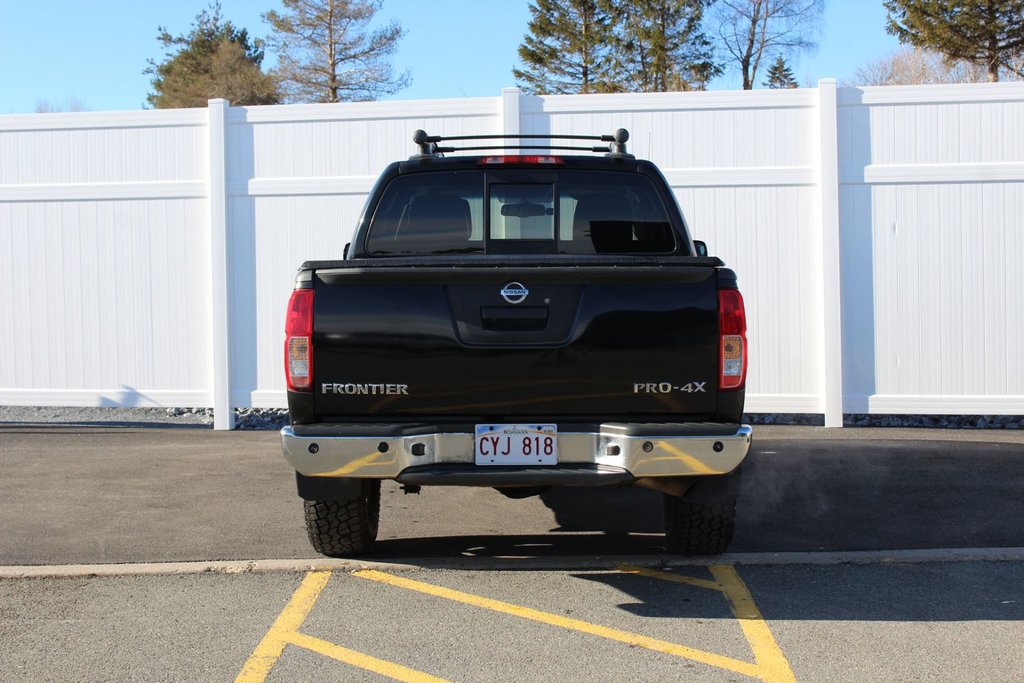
[285,631,450,683]
[711,565,797,683]
[617,564,726,592]
[236,570,332,683]
[236,570,449,683]
[355,569,763,679]
[624,565,797,683]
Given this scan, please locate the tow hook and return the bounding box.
[401,484,422,495]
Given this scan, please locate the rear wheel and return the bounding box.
[303,480,380,557]
[663,493,737,556]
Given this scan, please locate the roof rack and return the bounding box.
[411,129,632,159]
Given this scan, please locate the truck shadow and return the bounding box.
[370,436,1024,560]
[567,561,1024,622]
[372,486,667,559]
[367,436,1024,625]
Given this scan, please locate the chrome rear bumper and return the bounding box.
[281,423,751,484]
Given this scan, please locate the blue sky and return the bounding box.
[0,1,900,113]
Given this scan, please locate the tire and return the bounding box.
[663,494,736,556]
[303,480,381,557]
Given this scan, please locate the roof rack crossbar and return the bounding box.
[423,133,616,143]
[434,144,611,153]
[412,129,631,158]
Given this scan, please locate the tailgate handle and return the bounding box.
[480,306,549,331]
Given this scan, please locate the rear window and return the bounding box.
[365,170,677,255]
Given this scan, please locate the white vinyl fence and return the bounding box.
[1,82,1021,428]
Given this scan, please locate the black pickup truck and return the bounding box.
[281,130,750,557]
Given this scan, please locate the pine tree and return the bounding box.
[147,2,280,108]
[264,0,409,103]
[611,0,720,91]
[513,0,617,94]
[764,55,799,88]
[884,0,1024,82]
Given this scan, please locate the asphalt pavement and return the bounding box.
[2,424,1023,682]
[2,561,1022,681]
[0,424,1021,565]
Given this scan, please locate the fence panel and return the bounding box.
[0,110,211,407]
[1,85,1021,423]
[838,84,1024,415]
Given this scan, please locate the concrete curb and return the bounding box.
[3,547,1024,579]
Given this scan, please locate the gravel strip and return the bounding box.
[0,405,214,427]
[234,408,289,430]
[744,413,1022,429]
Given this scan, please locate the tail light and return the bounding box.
[285,288,314,391]
[719,289,747,390]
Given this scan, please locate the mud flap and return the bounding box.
[682,466,743,503]
[295,472,366,501]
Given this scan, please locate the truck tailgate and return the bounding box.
[311,263,720,418]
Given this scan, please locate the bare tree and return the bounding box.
[264,0,409,103]
[35,97,89,113]
[1010,50,1024,78]
[849,46,992,86]
[1007,49,1024,77]
[714,0,823,89]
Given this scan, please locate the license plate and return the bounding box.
[474,424,558,465]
